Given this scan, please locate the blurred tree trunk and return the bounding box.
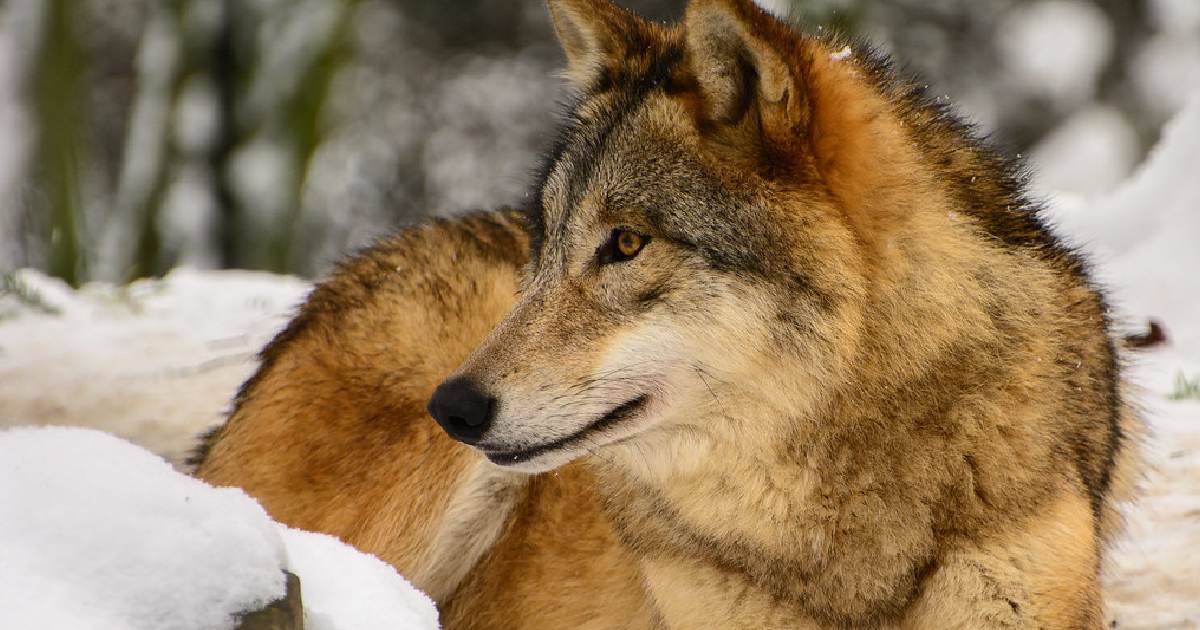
[268,1,356,274]
[108,1,185,282]
[213,0,244,270]
[33,0,87,286]
[208,0,356,274]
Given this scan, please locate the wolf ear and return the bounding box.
[547,0,645,88]
[683,0,804,125]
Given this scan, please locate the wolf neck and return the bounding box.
[589,330,1015,625]
[590,402,835,625]
[597,404,817,536]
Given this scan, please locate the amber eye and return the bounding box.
[617,231,643,257]
[598,228,650,264]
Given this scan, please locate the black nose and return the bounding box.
[427,377,495,444]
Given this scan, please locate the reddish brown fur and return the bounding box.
[197,1,1141,627]
[197,212,527,584]
[197,211,652,628]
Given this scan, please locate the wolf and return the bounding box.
[195,0,1142,627]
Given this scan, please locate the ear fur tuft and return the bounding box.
[547,0,646,88]
[683,0,801,124]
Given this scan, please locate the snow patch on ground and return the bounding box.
[1044,91,1200,355]
[0,268,309,467]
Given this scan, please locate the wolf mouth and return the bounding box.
[482,395,649,466]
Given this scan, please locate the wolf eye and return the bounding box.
[598,228,650,264]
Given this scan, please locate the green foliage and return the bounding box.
[1168,371,1200,401]
[34,0,88,287]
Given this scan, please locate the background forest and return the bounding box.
[1,0,1197,285]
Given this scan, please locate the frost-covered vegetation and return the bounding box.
[1,0,1197,282]
[1169,372,1200,401]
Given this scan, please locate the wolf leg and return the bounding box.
[900,486,1103,629]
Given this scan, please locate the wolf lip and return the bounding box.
[481,395,649,465]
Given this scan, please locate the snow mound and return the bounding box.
[0,426,440,630]
[0,426,287,630]
[282,528,439,630]
[0,268,308,467]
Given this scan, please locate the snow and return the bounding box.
[0,268,309,467]
[230,136,295,228]
[998,0,1113,105]
[421,53,559,215]
[174,76,220,154]
[161,166,221,269]
[830,46,852,62]
[1150,0,1200,34]
[0,427,287,630]
[1029,105,1138,198]
[281,528,440,630]
[0,426,441,630]
[1044,91,1200,356]
[1132,31,1200,122]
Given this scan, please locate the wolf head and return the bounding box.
[428,0,1026,473]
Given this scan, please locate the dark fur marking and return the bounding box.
[635,281,669,310]
[605,476,927,626]
[526,44,684,269]
[185,423,225,469]
[1095,322,1123,516]
[526,106,578,263]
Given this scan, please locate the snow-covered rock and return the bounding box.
[0,426,440,630]
[0,426,287,630]
[282,528,439,630]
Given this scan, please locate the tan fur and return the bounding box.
[415,461,527,602]
[197,212,532,599]
[899,485,1102,629]
[195,212,649,627]
[196,1,1141,628]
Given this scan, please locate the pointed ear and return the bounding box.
[683,0,804,125]
[547,0,646,88]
